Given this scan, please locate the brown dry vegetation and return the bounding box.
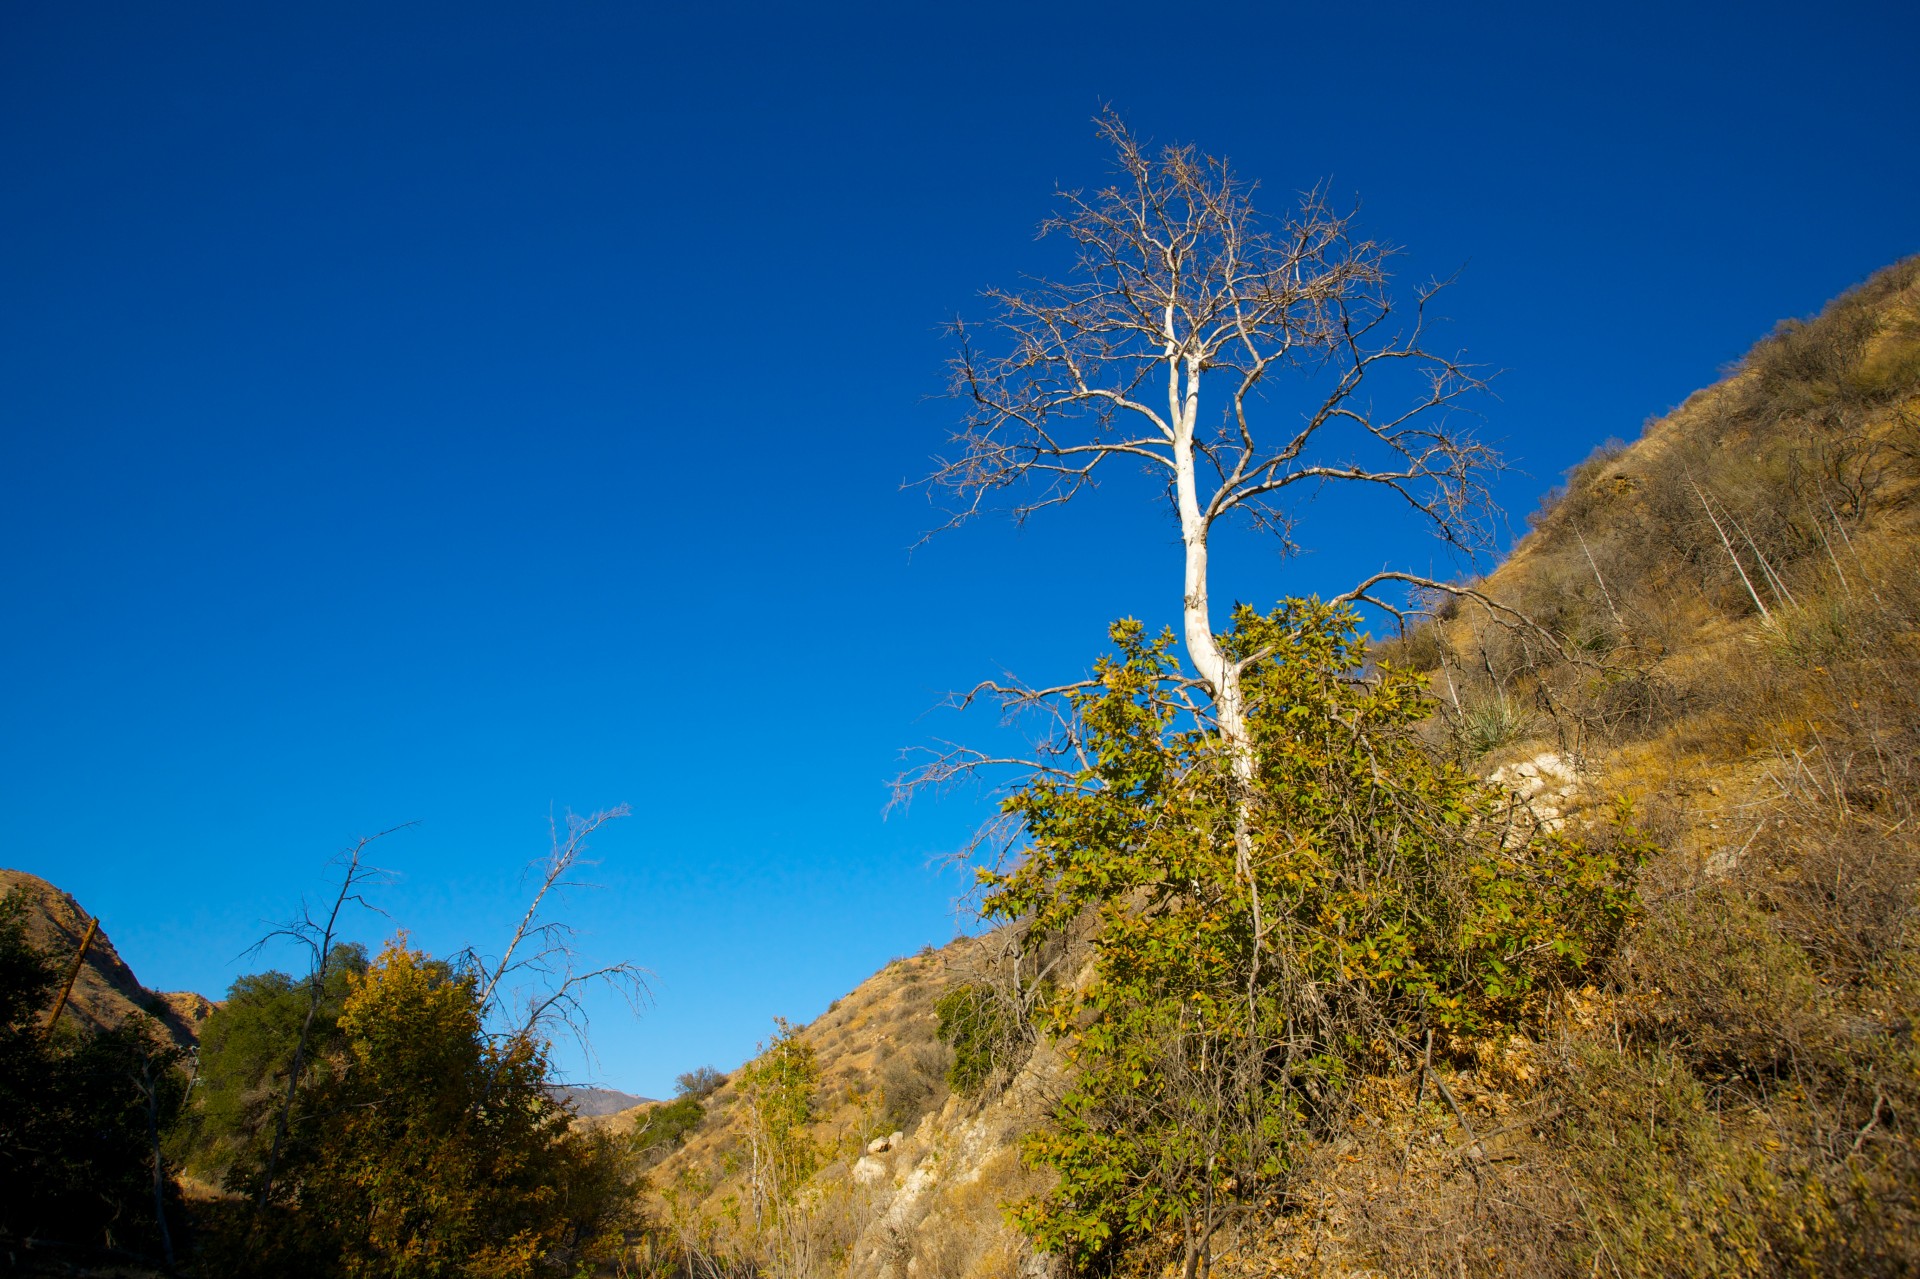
[629,937,1061,1279]
[1271,255,1920,1278]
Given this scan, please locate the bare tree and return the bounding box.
[459,805,651,1055]
[921,114,1500,871]
[250,825,403,1215]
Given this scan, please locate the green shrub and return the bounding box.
[986,604,1648,1270]
[171,942,368,1182]
[632,1093,707,1167]
[200,939,638,1279]
[934,984,1019,1095]
[1454,689,1539,757]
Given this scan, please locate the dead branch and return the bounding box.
[460,805,652,1055]
[1326,570,1587,667]
[920,113,1495,585]
[251,824,406,1216]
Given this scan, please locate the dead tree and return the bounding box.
[251,826,402,1216]
[921,114,1499,872]
[459,805,650,1058]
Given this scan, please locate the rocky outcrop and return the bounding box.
[639,937,1063,1279]
[1489,750,1583,829]
[842,1037,1064,1279]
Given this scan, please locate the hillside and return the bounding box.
[615,257,1920,1279]
[0,868,213,1052]
[1233,257,1920,1276]
[624,935,1066,1279]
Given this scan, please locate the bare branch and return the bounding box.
[922,118,1494,562]
[458,805,652,1056]
[910,114,1507,910]
[251,824,409,1218]
[1326,571,1586,667]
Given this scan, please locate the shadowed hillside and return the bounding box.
[0,868,212,1052]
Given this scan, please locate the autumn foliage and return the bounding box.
[195,938,636,1278]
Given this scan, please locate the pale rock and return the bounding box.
[853,1155,888,1185]
[1489,751,1582,829]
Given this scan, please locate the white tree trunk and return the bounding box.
[1171,357,1256,877]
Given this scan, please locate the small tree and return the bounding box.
[735,1019,821,1279]
[241,938,636,1279]
[249,827,399,1215]
[676,1065,727,1099]
[922,115,1499,869]
[173,942,368,1184]
[189,812,647,1275]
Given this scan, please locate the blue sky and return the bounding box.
[3,0,1914,1096]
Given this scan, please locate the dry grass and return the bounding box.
[1316,255,1920,1278]
[630,939,989,1278]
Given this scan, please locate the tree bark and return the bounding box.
[1172,355,1254,877]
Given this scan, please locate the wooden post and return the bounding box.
[42,916,98,1039]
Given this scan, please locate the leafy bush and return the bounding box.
[934,984,1021,1095]
[203,938,636,1279]
[628,1064,725,1166]
[632,1094,707,1168]
[985,604,1646,1271]
[170,942,368,1182]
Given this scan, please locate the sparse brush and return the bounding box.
[875,1043,945,1136]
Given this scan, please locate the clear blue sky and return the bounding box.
[3,0,1914,1096]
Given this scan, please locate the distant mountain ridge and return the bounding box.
[548,1084,654,1116]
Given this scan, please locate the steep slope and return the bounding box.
[1254,255,1920,1276]
[0,868,212,1052]
[624,934,1067,1279]
[618,257,1920,1279]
